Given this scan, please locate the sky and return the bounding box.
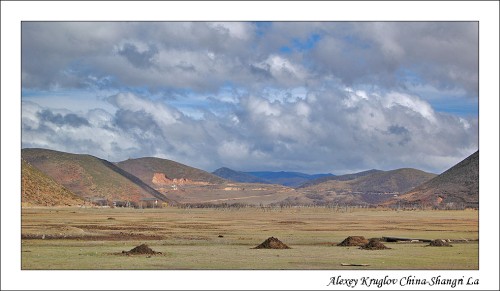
[21,22,479,174]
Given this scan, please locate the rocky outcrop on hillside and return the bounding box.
[152,173,209,186]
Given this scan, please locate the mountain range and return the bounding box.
[298,169,383,188]
[20,147,479,208]
[212,168,333,187]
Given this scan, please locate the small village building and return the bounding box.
[86,197,109,206]
[112,200,131,208]
[139,197,160,208]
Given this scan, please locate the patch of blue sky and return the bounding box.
[429,98,478,117]
[396,67,424,85]
[404,83,477,116]
[341,34,372,50]
[293,33,322,51]
[432,102,479,117]
[166,87,242,119]
[280,33,322,54]
[253,21,272,37]
[279,46,293,54]
[166,97,208,119]
[262,87,307,103]
[121,85,152,97]
[226,83,248,98]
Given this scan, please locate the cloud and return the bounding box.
[108,92,181,126]
[387,125,410,136]
[117,42,159,68]
[383,92,437,123]
[305,22,478,99]
[252,55,309,87]
[22,85,478,174]
[37,109,90,127]
[22,22,478,94]
[21,22,264,93]
[21,22,478,174]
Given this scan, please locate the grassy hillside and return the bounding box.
[293,168,436,206]
[212,167,270,184]
[117,157,226,187]
[394,151,479,207]
[22,159,84,206]
[349,168,437,193]
[245,171,334,187]
[21,148,172,203]
[299,169,383,188]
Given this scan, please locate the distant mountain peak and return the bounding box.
[213,168,334,187]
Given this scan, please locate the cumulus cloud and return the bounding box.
[22,85,478,174]
[252,55,309,87]
[22,22,478,94]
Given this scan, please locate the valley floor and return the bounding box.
[21,207,478,270]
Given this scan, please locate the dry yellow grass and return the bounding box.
[21,207,478,269]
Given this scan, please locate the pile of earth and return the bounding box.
[337,236,369,246]
[360,238,391,250]
[253,237,291,249]
[428,239,453,247]
[122,244,162,255]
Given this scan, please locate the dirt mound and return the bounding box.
[253,237,291,249]
[122,244,161,255]
[360,238,391,250]
[337,236,369,246]
[428,239,453,247]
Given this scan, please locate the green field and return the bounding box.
[21,207,478,270]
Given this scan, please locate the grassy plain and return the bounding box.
[21,207,478,270]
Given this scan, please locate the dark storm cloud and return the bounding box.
[37,109,89,127]
[249,64,273,80]
[386,125,411,146]
[114,109,158,131]
[117,43,159,69]
[387,125,410,136]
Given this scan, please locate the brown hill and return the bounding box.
[22,159,84,206]
[116,157,226,188]
[349,168,437,193]
[290,168,436,206]
[21,148,174,204]
[298,169,383,188]
[392,151,479,208]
